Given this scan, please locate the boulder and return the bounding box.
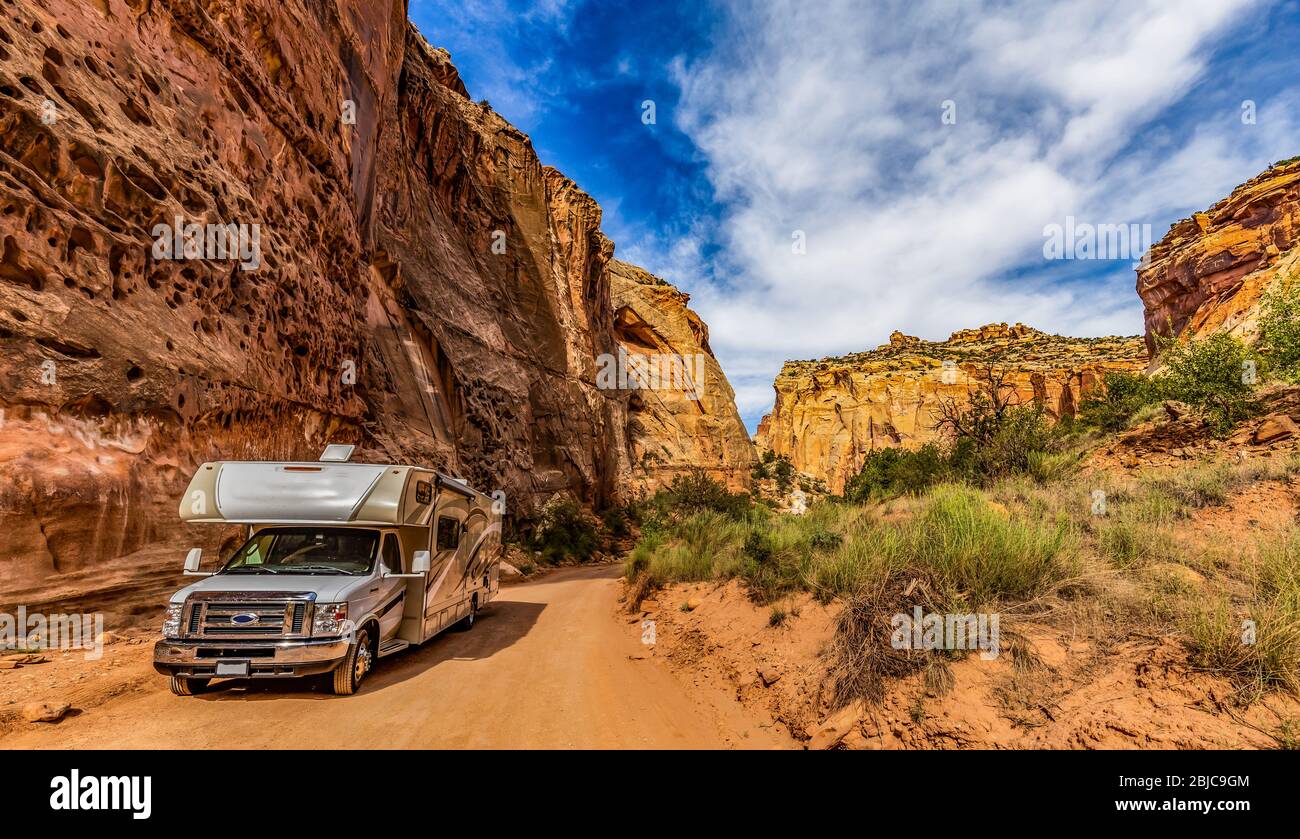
[807,702,864,750]
[1254,414,1298,444]
[23,702,70,723]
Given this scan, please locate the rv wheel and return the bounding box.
[333,627,372,696]
[454,595,478,631]
[170,675,209,696]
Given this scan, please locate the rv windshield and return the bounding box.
[221,527,380,576]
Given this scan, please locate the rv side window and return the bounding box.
[381,534,403,574]
[436,517,460,551]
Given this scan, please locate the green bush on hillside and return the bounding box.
[1259,277,1300,382]
[1157,332,1258,433]
[1077,371,1162,432]
[637,470,752,534]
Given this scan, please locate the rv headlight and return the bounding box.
[162,603,184,639]
[312,603,349,636]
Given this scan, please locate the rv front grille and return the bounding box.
[184,595,314,640]
[290,603,306,634]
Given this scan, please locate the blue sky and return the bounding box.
[409,0,1300,432]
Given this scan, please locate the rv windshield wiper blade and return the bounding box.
[225,566,280,574]
[280,565,351,575]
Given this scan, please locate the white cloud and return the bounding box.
[648,0,1288,426]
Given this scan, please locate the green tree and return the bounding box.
[1157,332,1258,433]
[1259,277,1300,381]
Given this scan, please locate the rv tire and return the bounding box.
[454,594,478,631]
[170,675,209,696]
[332,626,373,696]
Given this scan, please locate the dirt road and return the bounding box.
[0,565,791,749]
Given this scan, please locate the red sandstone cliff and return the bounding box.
[0,0,747,596]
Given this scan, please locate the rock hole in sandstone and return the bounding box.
[55,24,69,39]
[19,75,43,94]
[0,44,9,62]
[0,85,20,99]
[10,308,27,322]
[55,87,105,130]
[29,19,42,34]
[43,46,63,67]
[0,236,43,290]
[64,394,113,419]
[68,142,103,177]
[119,97,153,127]
[35,337,100,359]
[126,365,143,382]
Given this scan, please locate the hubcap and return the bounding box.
[354,632,372,682]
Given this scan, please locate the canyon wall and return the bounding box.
[609,259,754,493]
[1138,158,1300,352]
[0,0,745,595]
[755,324,1145,493]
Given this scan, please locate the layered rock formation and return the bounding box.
[1138,158,1300,352]
[755,324,1145,493]
[609,260,754,492]
[0,0,746,593]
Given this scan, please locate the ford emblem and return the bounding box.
[230,612,260,626]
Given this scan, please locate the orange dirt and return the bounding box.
[0,566,793,749]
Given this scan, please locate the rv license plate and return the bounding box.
[215,661,249,677]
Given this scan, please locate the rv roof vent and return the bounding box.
[319,444,355,463]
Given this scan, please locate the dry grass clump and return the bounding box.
[827,570,947,707]
[1187,526,1300,699]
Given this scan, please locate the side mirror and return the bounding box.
[183,547,213,576]
[412,550,431,574]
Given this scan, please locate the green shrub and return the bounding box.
[772,456,796,493]
[639,470,752,529]
[528,495,599,563]
[1078,371,1161,432]
[1157,332,1258,433]
[1259,277,1300,382]
[844,443,949,501]
[973,405,1063,480]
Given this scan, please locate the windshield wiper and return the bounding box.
[278,565,353,575]
[224,566,280,574]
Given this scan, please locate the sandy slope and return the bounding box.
[0,566,791,750]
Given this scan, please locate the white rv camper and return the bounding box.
[153,445,501,696]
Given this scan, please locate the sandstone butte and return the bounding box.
[756,157,1300,495]
[755,324,1147,493]
[0,0,752,593]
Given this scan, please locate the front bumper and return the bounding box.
[153,637,350,679]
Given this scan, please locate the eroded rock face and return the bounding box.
[1138,158,1300,352]
[754,324,1145,493]
[0,0,730,593]
[608,260,754,493]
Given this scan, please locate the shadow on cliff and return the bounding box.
[191,600,546,703]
